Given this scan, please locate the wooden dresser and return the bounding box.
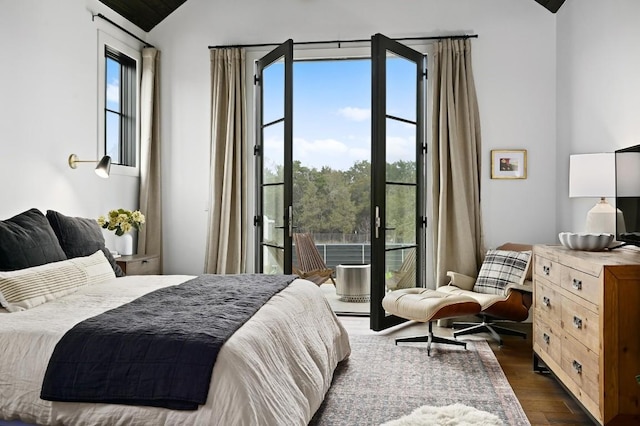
[533,245,640,425]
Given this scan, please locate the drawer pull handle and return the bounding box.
[573,316,583,329]
[542,296,550,307]
[572,360,582,374]
[142,260,148,264]
[572,278,582,290]
[542,265,551,276]
[543,333,550,344]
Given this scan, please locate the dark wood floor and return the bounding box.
[338,316,594,426]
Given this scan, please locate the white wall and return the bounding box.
[0,0,143,248]
[149,0,559,274]
[556,0,640,234]
[0,0,563,276]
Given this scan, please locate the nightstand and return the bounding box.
[116,254,161,275]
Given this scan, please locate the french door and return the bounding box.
[254,36,426,332]
[370,34,426,331]
[254,40,294,274]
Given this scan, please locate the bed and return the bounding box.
[0,209,351,425]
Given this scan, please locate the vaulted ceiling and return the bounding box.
[100,0,567,33]
[98,0,187,32]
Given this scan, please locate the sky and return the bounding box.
[263,56,418,172]
[107,54,419,172]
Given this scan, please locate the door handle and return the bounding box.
[288,205,293,236]
[374,206,381,239]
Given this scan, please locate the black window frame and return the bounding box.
[104,45,137,168]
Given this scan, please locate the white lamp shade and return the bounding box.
[616,152,640,197]
[569,153,615,198]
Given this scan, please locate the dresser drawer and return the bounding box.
[562,333,599,404]
[533,313,561,365]
[534,279,562,326]
[560,266,601,307]
[561,297,599,352]
[534,254,561,283]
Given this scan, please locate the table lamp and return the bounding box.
[569,153,621,234]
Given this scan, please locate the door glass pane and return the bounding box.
[386,184,416,246]
[385,247,416,291]
[386,54,416,122]
[383,51,419,293]
[386,118,416,184]
[263,61,284,125]
[262,183,284,274]
[263,121,285,184]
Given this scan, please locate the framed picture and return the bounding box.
[491,149,527,179]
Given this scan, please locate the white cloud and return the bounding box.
[106,79,119,104]
[386,136,414,162]
[295,138,349,155]
[338,107,370,122]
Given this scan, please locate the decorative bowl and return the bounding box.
[558,232,614,251]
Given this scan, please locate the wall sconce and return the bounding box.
[68,154,111,178]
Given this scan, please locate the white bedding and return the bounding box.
[0,275,351,426]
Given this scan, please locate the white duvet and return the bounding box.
[0,275,351,426]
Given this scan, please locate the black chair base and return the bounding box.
[452,320,526,347]
[395,322,467,356]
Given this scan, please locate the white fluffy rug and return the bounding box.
[381,403,504,426]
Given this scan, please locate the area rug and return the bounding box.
[309,334,530,425]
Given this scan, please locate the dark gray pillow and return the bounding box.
[0,208,68,271]
[46,210,124,277]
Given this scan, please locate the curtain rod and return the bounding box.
[92,13,155,48]
[208,34,478,50]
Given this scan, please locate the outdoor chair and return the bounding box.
[385,247,417,290]
[292,233,336,286]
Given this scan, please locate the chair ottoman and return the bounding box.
[382,288,481,356]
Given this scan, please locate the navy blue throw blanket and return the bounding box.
[40,274,297,410]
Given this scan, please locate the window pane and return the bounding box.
[106,57,120,112]
[105,111,120,164]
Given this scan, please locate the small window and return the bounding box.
[104,46,137,167]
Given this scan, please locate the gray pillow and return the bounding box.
[0,209,67,271]
[46,210,124,277]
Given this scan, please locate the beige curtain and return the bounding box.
[137,47,162,270]
[205,48,247,274]
[431,39,484,287]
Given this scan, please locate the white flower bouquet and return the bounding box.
[97,209,145,236]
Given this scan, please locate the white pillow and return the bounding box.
[472,249,532,295]
[0,250,115,312]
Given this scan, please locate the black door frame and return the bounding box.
[370,33,426,331]
[254,40,294,274]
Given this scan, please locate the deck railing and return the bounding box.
[292,243,410,271]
